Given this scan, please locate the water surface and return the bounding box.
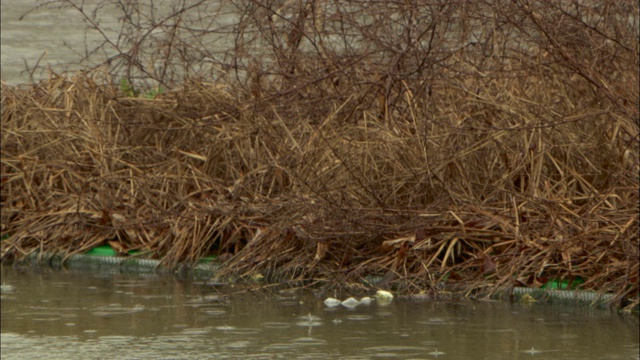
[1,265,638,359]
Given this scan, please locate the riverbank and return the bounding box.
[2,70,637,309]
[1,1,638,310]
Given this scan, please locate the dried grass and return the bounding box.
[2,0,638,308]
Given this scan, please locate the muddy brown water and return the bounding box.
[1,266,638,360]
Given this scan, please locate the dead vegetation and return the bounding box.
[1,0,638,309]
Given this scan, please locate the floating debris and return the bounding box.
[359,296,372,305]
[341,297,360,308]
[375,290,394,305]
[323,297,341,307]
[324,296,373,308]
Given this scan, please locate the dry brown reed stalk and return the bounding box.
[2,0,638,308]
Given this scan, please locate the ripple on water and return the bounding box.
[114,280,148,288]
[1,333,20,340]
[203,294,224,301]
[135,294,170,300]
[298,314,322,321]
[200,307,227,316]
[1,284,16,292]
[363,345,430,353]
[97,335,136,345]
[91,304,145,316]
[416,317,454,326]
[188,294,224,304]
[215,325,237,331]
[296,314,323,327]
[295,320,323,327]
[262,342,297,352]
[223,340,251,349]
[290,337,327,346]
[623,344,640,360]
[225,328,261,335]
[520,347,560,355]
[32,317,61,322]
[278,300,301,307]
[428,349,446,357]
[180,327,212,335]
[361,345,430,358]
[261,322,291,329]
[368,353,403,358]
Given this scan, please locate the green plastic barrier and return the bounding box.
[8,244,636,311]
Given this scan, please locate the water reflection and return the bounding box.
[1,265,639,359]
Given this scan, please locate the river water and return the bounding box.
[1,266,638,359]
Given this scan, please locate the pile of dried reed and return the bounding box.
[2,0,638,308]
